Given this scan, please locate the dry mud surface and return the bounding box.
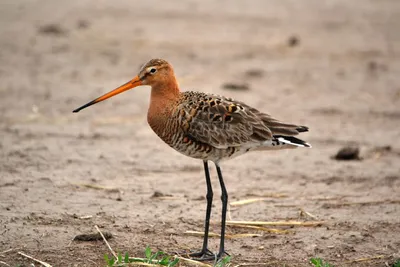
[1,0,400,266]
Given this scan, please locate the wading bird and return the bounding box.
[73,59,311,260]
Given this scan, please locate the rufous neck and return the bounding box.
[150,77,180,102]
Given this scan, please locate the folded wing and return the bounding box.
[177,92,308,149]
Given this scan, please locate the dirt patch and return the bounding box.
[1,0,400,266]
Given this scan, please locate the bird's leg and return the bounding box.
[189,160,214,260]
[215,163,229,259]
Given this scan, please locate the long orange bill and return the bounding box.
[73,76,142,113]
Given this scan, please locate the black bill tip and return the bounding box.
[296,126,309,133]
[72,100,97,113]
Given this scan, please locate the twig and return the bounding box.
[184,231,220,238]
[95,225,117,260]
[175,256,212,266]
[184,230,262,239]
[0,261,10,267]
[67,236,74,247]
[73,183,119,192]
[245,193,287,198]
[305,194,360,201]
[79,215,93,219]
[227,202,233,221]
[230,198,270,206]
[228,224,292,234]
[17,252,52,267]
[226,220,325,227]
[0,249,13,255]
[347,255,385,263]
[299,208,317,220]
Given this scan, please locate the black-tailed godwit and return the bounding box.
[73,58,311,260]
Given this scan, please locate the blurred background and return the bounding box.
[1,0,399,266]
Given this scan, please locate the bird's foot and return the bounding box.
[189,249,215,261]
[189,249,230,261]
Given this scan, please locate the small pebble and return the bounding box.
[288,35,300,47]
[222,82,250,91]
[245,69,264,78]
[38,24,67,36]
[151,191,172,198]
[333,146,360,160]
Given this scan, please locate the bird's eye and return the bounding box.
[149,68,157,74]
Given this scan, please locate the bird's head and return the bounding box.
[73,58,175,113]
[138,58,174,86]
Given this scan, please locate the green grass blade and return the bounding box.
[148,251,164,263]
[310,258,321,266]
[145,246,152,259]
[310,257,334,267]
[159,256,170,265]
[104,254,111,266]
[124,252,129,263]
[169,257,180,267]
[117,252,122,263]
[222,256,231,263]
[104,254,115,266]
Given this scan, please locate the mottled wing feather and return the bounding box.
[177,92,282,149]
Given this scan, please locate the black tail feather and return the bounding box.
[296,126,309,133]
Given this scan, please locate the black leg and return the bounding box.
[215,163,229,258]
[190,161,214,259]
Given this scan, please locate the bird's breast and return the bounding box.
[147,109,210,160]
[147,110,178,145]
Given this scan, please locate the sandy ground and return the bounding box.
[1,0,400,266]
